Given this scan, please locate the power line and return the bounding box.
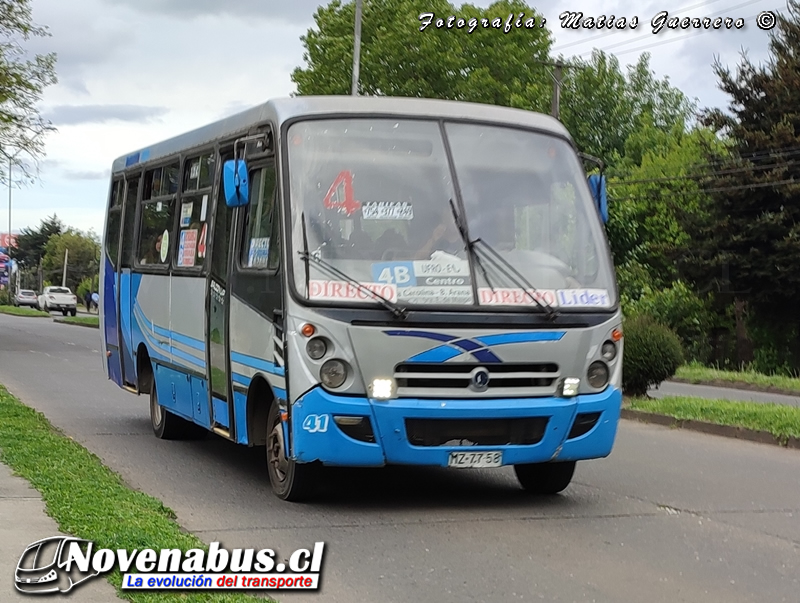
[608,177,798,201]
[551,0,730,52]
[609,8,782,57]
[613,158,800,186]
[578,0,766,57]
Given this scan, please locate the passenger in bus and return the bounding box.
[141,233,163,264]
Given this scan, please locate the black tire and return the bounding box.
[266,400,320,501]
[70,309,77,317]
[62,309,67,316]
[149,381,198,440]
[514,461,576,495]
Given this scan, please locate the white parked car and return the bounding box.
[38,286,78,316]
[13,289,40,309]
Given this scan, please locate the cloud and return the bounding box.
[104,0,323,24]
[62,170,110,181]
[42,105,170,126]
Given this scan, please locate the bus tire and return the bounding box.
[150,381,192,440]
[514,461,576,495]
[266,400,319,502]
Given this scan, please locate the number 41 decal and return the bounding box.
[302,414,329,433]
[323,170,361,216]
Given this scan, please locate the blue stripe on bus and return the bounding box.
[475,332,566,346]
[230,352,285,376]
[171,346,205,369]
[171,331,205,352]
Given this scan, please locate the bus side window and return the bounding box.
[138,164,177,265]
[241,165,277,269]
[120,174,140,268]
[105,179,124,267]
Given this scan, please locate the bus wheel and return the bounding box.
[150,382,189,440]
[514,461,576,495]
[266,400,318,502]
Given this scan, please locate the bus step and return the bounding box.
[212,426,231,439]
[121,385,139,395]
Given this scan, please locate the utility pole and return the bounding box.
[62,248,68,287]
[351,0,363,96]
[7,154,12,299]
[537,60,578,121]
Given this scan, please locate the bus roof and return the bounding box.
[111,96,572,173]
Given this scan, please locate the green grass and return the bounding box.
[675,361,800,394]
[0,304,49,317]
[0,384,269,602]
[627,395,800,443]
[57,315,100,327]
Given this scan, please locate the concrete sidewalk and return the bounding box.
[0,461,123,601]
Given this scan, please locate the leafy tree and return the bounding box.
[41,229,100,292]
[0,0,58,184]
[11,214,63,267]
[690,0,800,367]
[558,51,696,165]
[292,0,553,108]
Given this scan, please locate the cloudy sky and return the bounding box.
[8,0,781,237]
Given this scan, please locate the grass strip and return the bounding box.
[627,395,800,444]
[675,361,800,394]
[56,315,100,327]
[0,384,268,602]
[0,305,49,317]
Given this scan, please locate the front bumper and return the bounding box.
[290,386,622,467]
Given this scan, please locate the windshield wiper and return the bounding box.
[447,199,496,293]
[297,250,408,319]
[471,238,560,321]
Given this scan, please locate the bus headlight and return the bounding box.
[320,359,348,389]
[601,341,617,361]
[369,378,395,400]
[587,361,609,389]
[306,337,328,360]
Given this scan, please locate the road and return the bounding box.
[0,313,799,603]
[650,380,800,407]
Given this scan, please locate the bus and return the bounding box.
[100,96,622,501]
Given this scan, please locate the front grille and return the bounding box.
[405,417,549,447]
[394,362,559,397]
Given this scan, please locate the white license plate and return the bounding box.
[447,451,502,468]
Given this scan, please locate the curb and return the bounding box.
[669,377,800,399]
[52,318,100,329]
[621,408,800,449]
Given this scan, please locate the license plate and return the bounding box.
[447,451,502,468]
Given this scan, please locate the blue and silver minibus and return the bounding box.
[100,96,622,501]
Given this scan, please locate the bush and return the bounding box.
[625,280,714,363]
[0,289,10,305]
[623,315,684,397]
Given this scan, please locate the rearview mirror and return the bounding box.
[223,159,250,207]
[587,174,608,224]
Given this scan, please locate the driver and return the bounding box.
[417,214,464,259]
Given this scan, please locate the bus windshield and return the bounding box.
[287,118,616,311]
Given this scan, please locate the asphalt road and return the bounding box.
[650,380,800,407]
[1,313,799,603]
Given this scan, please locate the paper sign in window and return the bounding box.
[247,237,270,267]
[178,229,198,267]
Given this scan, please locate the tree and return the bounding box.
[691,0,800,368]
[11,214,62,267]
[292,0,553,108]
[558,51,696,165]
[0,0,58,184]
[41,229,100,292]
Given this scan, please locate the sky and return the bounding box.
[5,0,783,238]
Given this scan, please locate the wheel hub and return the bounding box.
[268,423,289,482]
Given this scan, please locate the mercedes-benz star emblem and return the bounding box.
[470,367,491,391]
